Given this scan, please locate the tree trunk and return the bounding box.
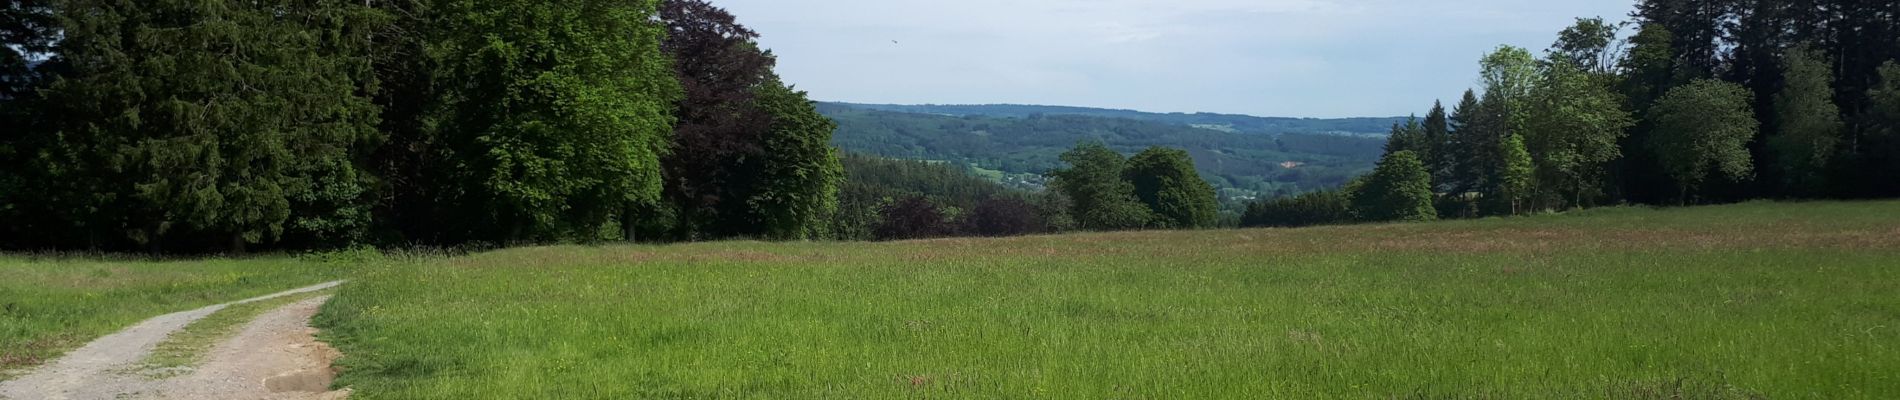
[622,207,637,243]
[230,233,246,255]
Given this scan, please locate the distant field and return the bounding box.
[316,201,1900,399]
[0,255,354,376]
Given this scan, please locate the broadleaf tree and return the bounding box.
[1125,147,1218,229]
[1768,45,1844,197]
[1649,79,1759,204]
[1350,150,1436,222]
[1050,142,1153,231]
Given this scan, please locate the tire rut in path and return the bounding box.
[0,281,345,400]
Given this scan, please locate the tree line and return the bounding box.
[0,0,841,252]
[1247,1,1900,227]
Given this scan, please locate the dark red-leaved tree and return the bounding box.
[963,196,1042,237]
[657,0,778,240]
[875,196,952,241]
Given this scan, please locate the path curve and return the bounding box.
[0,281,345,400]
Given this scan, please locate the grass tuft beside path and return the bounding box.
[138,290,333,378]
[315,201,1900,399]
[0,255,356,377]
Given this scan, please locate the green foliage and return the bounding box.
[827,154,1021,241]
[1050,143,1154,231]
[1526,58,1635,208]
[1768,46,1844,197]
[26,0,383,251]
[1444,90,1486,194]
[1382,116,1426,157]
[1350,151,1437,222]
[1125,147,1218,229]
[421,0,679,242]
[1497,132,1537,215]
[1649,79,1758,203]
[747,78,843,240]
[1480,45,1538,118]
[820,103,1387,197]
[831,103,1407,136]
[1421,102,1451,188]
[1240,189,1352,228]
[1550,17,1621,75]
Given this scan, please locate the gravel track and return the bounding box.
[0,281,346,400]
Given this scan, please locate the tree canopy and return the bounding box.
[1649,80,1759,203]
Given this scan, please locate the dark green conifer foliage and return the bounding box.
[1866,62,1900,197]
[37,0,382,251]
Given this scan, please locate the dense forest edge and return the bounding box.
[3,0,1898,253]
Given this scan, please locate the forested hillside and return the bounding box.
[1247,6,1900,228]
[827,103,1407,136]
[821,103,1388,199]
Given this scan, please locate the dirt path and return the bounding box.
[0,281,347,400]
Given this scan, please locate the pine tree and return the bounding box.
[1769,45,1845,197]
[1445,90,1485,195]
[1382,116,1426,158]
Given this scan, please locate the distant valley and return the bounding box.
[820,102,1398,200]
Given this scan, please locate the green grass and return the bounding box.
[139,290,333,377]
[314,201,1900,399]
[0,254,356,376]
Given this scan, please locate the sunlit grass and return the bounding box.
[0,255,355,377]
[316,201,1900,398]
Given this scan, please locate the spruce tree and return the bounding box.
[1445,90,1485,195]
[1421,101,1451,190]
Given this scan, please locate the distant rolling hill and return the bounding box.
[825,102,1408,137]
[819,102,1390,200]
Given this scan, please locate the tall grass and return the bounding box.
[315,201,1900,398]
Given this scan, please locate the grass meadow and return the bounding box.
[0,255,353,376]
[309,201,1900,399]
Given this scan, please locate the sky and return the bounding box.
[715,0,1638,118]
